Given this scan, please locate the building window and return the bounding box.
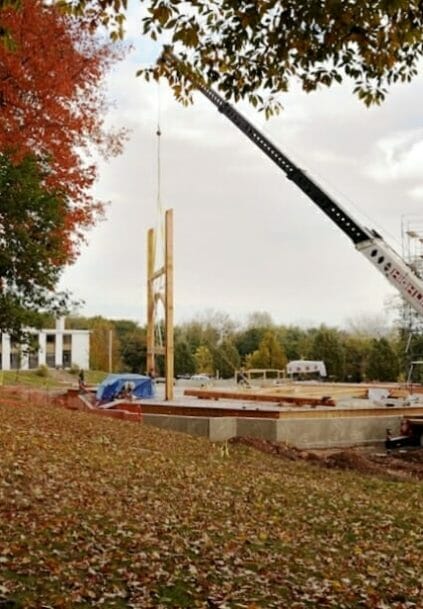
[10,341,21,370]
[46,334,56,368]
[63,334,72,368]
[28,337,39,369]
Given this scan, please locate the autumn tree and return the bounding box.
[311,326,345,381]
[90,318,122,372]
[235,327,266,361]
[213,339,241,379]
[246,331,287,371]
[174,340,196,377]
[194,345,214,376]
[108,320,146,372]
[235,312,274,360]
[0,1,123,230]
[0,0,124,333]
[178,311,237,355]
[276,325,313,362]
[0,0,19,48]
[342,334,372,383]
[119,329,147,374]
[0,155,73,338]
[245,311,274,330]
[68,0,423,114]
[178,320,215,355]
[367,337,399,382]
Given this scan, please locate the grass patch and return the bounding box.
[84,369,108,385]
[0,370,60,389]
[0,369,108,390]
[0,403,421,608]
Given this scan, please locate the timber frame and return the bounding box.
[146,208,174,400]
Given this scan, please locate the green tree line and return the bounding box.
[65,311,423,383]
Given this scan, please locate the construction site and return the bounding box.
[2,10,423,609]
[0,370,417,480]
[5,50,423,473]
[90,50,423,467]
[34,369,418,484]
[30,49,422,471]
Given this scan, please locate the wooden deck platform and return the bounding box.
[184,388,336,406]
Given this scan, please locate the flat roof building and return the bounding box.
[0,318,90,371]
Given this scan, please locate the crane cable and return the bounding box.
[154,80,165,351]
[156,81,164,254]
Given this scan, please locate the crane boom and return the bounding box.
[162,49,423,316]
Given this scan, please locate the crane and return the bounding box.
[161,48,423,317]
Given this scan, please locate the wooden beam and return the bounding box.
[183,388,336,407]
[149,266,165,282]
[165,209,174,401]
[146,228,155,375]
[153,346,166,356]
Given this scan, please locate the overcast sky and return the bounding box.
[60,5,423,330]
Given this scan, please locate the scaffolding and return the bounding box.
[401,215,423,279]
[400,216,423,332]
[401,216,423,384]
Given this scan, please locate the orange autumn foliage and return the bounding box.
[0,0,125,262]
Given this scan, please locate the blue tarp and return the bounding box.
[96,373,155,402]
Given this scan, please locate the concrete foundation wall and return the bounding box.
[143,414,209,438]
[143,415,236,442]
[210,417,237,442]
[236,418,278,442]
[143,412,404,448]
[274,416,402,449]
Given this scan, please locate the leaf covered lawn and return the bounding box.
[0,403,422,608]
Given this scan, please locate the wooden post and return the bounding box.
[165,209,174,401]
[146,228,155,375]
[108,329,113,373]
[146,210,174,400]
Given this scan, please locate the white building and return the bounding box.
[0,318,90,371]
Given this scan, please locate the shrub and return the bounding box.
[36,365,49,378]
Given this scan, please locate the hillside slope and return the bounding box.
[0,403,422,608]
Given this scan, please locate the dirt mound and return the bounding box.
[323,450,383,475]
[371,451,423,479]
[230,437,423,481]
